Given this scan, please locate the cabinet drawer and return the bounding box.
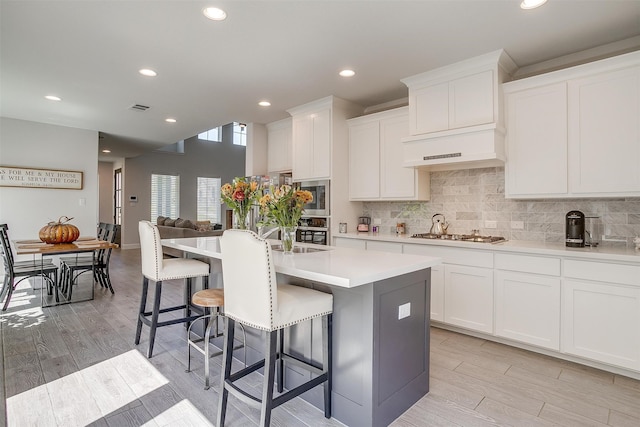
[403,244,493,268]
[564,259,640,287]
[495,253,560,276]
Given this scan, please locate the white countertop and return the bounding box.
[334,232,640,264]
[162,236,441,288]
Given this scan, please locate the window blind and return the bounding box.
[151,174,179,220]
[197,177,221,223]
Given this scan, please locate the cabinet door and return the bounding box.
[292,115,314,180]
[380,114,416,199]
[495,271,560,350]
[312,108,331,179]
[450,70,494,129]
[411,82,449,134]
[444,265,494,334]
[332,237,366,249]
[562,279,640,370]
[505,83,568,197]
[366,240,402,253]
[267,120,292,172]
[568,66,640,194]
[349,121,380,199]
[430,265,444,322]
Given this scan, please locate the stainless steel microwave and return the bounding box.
[295,180,330,216]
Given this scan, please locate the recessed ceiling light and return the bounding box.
[258,101,271,107]
[520,0,547,9]
[139,68,157,77]
[339,69,356,77]
[165,118,177,123]
[45,95,62,101]
[203,7,227,21]
[102,149,111,153]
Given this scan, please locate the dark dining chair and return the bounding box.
[59,222,118,299]
[0,223,59,311]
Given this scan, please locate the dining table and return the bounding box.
[14,236,119,307]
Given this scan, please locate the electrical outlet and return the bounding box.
[485,220,497,229]
[373,218,382,225]
[398,302,411,320]
[511,221,524,230]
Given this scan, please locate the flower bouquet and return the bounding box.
[221,177,261,229]
[259,185,313,253]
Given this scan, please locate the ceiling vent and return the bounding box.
[129,104,150,112]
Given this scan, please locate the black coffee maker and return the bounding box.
[566,210,585,247]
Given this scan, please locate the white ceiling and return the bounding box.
[1,0,640,161]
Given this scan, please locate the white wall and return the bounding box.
[0,117,99,240]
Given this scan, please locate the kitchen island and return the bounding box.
[162,236,441,427]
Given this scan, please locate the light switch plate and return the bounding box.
[373,218,382,225]
[511,221,524,230]
[398,302,411,320]
[485,220,497,229]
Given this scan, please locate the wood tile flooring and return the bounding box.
[1,248,639,426]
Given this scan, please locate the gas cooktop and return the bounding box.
[411,233,507,244]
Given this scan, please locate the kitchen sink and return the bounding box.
[270,244,330,253]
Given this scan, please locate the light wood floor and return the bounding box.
[1,249,639,427]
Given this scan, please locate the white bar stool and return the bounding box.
[186,288,246,390]
[216,229,333,427]
[135,220,210,358]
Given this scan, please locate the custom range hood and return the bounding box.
[402,123,506,171]
[401,49,517,171]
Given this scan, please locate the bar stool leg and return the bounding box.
[217,317,236,427]
[260,331,278,427]
[203,309,219,390]
[147,281,163,358]
[134,277,150,346]
[277,329,284,393]
[323,313,333,418]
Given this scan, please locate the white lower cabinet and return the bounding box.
[562,259,640,371]
[495,271,560,350]
[444,265,494,334]
[430,265,444,322]
[495,253,561,350]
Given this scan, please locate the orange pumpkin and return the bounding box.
[39,216,80,244]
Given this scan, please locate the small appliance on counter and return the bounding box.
[357,217,371,232]
[566,210,585,247]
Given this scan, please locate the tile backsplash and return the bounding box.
[363,167,640,246]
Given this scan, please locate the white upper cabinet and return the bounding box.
[504,51,640,198]
[348,107,429,201]
[288,96,362,182]
[568,66,640,194]
[291,107,331,180]
[404,60,503,136]
[505,83,568,196]
[266,117,292,173]
[411,70,495,134]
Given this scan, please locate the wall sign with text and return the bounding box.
[0,166,84,190]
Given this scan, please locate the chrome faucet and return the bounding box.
[258,225,280,239]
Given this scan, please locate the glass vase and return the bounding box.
[232,210,250,230]
[279,226,297,254]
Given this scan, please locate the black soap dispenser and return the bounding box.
[566,210,585,247]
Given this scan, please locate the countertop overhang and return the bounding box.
[161,236,441,288]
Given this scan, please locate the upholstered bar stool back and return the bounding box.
[135,220,210,358]
[217,229,333,427]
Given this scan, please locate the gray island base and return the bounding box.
[280,269,431,427]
